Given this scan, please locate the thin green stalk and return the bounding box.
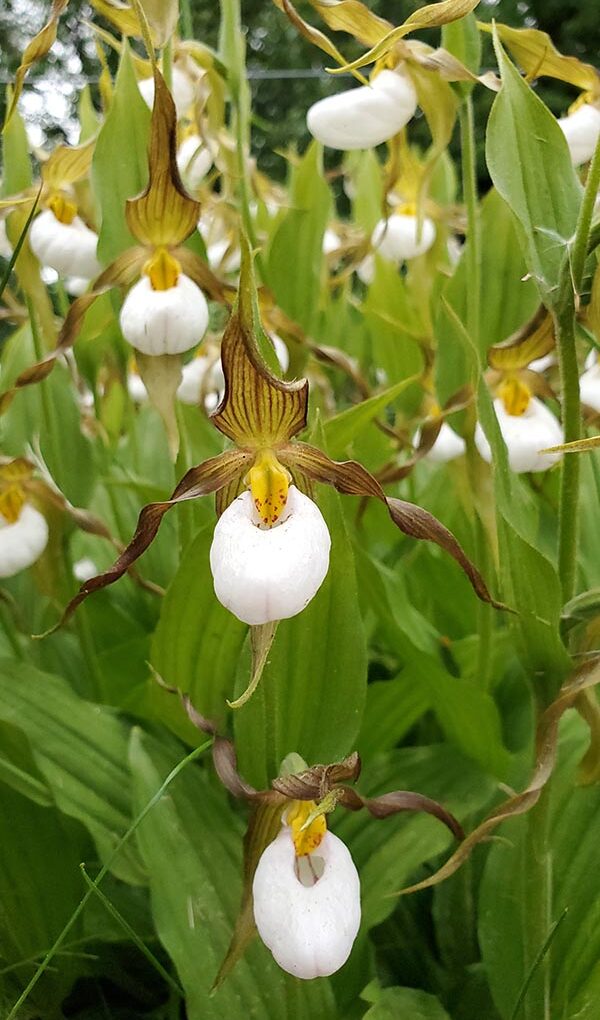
[179,0,193,40]
[556,132,600,601]
[219,0,265,280]
[162,36,173,92]
[175,403,194,554]
[6,738,212,1020]
[26,296,61,481]
[520,785,555,1020]
[459,97,480,349]
[460,97,492,687]
[510,906,568,1020]
[80,865,184,998]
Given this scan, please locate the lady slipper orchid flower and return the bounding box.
[29,195,102,280]
[252,801,360,979]
[0,70,226,452]
[163,703,463,986]
[306,67,417,150]
[558,101,600,166]
[119,248,209,356]
[475,377,563,474]
[48,235,502,706]
[371,207,437,264]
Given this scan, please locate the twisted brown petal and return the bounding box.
[4,0,70,127]
[211,242,309,448]
[39,449,251,634]
[280,441,505,610]
[395,659,600,898]
[0,247,146,415]
[337,786,464,841]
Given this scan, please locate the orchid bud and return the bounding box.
[558,102,600,165]
[580,349,600,412]
[119,248,209,356]
[138,67,195,118]
[306,67,417,151]
[210,483,331,626]
[418,422,466,464]
[176,134,212,190]
[0,503,48,578]
[371,212,436,263]
[73,557,97,583]
[29,206,101,280]
[475,396,563,473]
[64,276,91,297]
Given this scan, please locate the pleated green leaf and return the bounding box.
[0,661,145,883]
[486,34,582,305]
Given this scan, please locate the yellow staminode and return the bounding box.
[498,375,532,417]
[395,200,418,217]
[48,192,77,225]
[143,247,181,291]
[0,464,27,524]
[286,800,327,857]
[247,449,291,528]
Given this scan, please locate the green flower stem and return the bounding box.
[179,0,193,40]
[555,137,600,602]
[6,738,213,1020]
[522,783,553,1020]
[219,0,265,280]
[459,97,492,687]
[0,600,24,659]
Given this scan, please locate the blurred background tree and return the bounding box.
[1,0,600,183]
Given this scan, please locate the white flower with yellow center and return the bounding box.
[210,453,330,626]
[0,495,48,579]
[371,206,436,264]
[119,247,209,356]
[307,67,417,151]
[253,801,361,979]
[475,378,563,474]
[558,101,600,166]
[29,195,101,280]
[138,67,195,117]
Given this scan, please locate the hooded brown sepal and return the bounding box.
[211,240,308,448]
[39,448,252,635]
[125,69,200,248]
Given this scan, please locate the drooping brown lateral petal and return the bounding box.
[281,442,504,609]
[41,449,251,634]
[0,248,146,415]
[395,659,600,898]
[488,305,555,372]
[337,786,464,841]
[4,0,69,127]
[125,69,200,248]
[211,246,309,448]
[271,753,361,801]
